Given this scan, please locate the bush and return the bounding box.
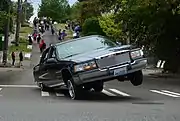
[19,37,27,43]
[21,24,29,27]
[82,17,105,36]
[21,22,30,27]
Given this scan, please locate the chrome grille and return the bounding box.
[96,52,131,68]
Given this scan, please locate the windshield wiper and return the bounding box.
[95,47,104,50]
[62,53,81,59]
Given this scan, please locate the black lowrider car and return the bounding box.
[33,35,147,99]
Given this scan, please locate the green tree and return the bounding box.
[0,0,13,34]
[20,1,34,24]
[98,14,123,41]
[78,0,102,24]
[38,0,70,22]
[111,0,180,72]
[69,2,82,21]
[24,2,34,21]
[82,17,105,36]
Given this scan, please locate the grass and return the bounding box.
[8,25,33,60]
[8,38,32,60]
[19,26,32,39]
[55,23,73,40]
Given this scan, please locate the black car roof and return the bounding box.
[55,35,104,47]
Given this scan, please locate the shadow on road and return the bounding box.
[33,88,143,102]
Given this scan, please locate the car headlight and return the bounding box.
[74,61,97,72]
[131,49,144,59]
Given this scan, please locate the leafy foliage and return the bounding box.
[98,14,122,41]
[0,0,13,34]
[76,0,180,72]
[69,2,82,21]
[23,2,34,21]
[38,0,70,22]
[82,17,105,36]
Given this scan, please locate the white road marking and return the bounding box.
[161,90,180,96]
[56,93,64,97]
[0,88,2,96]
[41,91,50,97]
[150,90,180,98]
[109,88,130,96]
[0,85,38,88]
[102,89,116,96]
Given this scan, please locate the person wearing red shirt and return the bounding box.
[39,40,46,53]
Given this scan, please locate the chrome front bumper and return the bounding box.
[73,58,147,85]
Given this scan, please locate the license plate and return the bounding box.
[114,67,127,76]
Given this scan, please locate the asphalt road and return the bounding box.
[0,30,180,121]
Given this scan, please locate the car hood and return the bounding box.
[63,45,132,63]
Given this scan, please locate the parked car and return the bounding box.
[33,35,147,100]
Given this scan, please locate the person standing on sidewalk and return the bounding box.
[19,51,23,66]
[11,52,15,66]
[39,40,46,53]
[28,35,33,45]
[51,27,55,35]
[61,30,67,40]
[33,33,37,42]
[58,29,62,41]
[37,34,41,44]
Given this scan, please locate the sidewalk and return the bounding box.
[143,68,180,79]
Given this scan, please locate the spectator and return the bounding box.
[58,29,61,36]
[11,52,15,66]
[39,40,46,53]
[28,35,32,45]
[33,33,37,42]
[37,34,41,44]
[19,51,23,66]
[61,30,67,40]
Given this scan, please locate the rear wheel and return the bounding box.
[129,70,143,86]
[38,83,50,91]
[67,78,82,100]
[93,81,104,92]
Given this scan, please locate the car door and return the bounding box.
[38,48,51,84]
[45,47,66,87]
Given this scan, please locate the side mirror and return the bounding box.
[46,58,57,64]
[116,41,122,46]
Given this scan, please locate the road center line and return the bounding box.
[0,85,38,88]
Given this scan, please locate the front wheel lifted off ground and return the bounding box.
[130,70,143,86]
[67,78,82,100]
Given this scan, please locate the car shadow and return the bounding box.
[33,87,144,102]
[54,89,142,102]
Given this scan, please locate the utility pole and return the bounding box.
[15,0,22,46]
[2,1,11,65]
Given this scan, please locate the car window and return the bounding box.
[40,48,50,64]
[56,36,117,59]
[49,47,56,58]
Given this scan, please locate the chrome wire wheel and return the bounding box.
[67,80,75,99]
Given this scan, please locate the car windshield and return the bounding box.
[56,36,117,59]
